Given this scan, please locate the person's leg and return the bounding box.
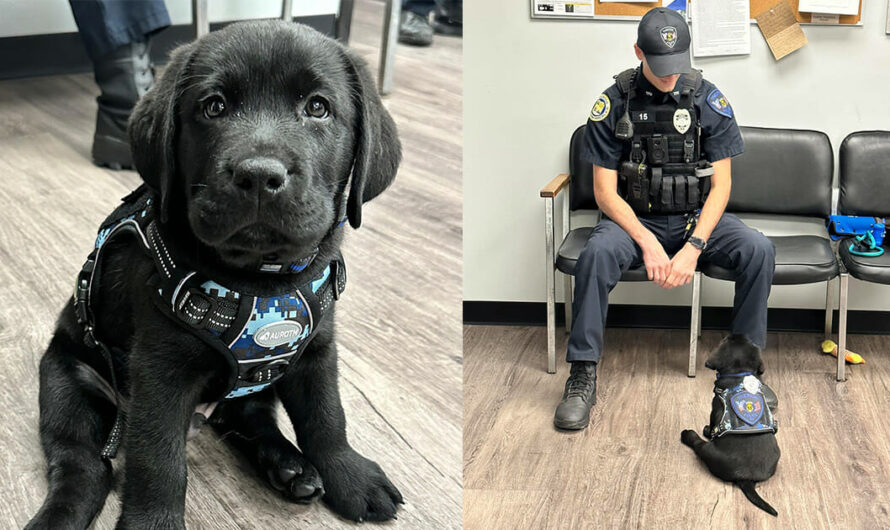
[399,0,436,46]
[432,0,462,36]
[700,214,775,348]
[556,217,666,430]
[566,219,645,364]
[69,0,170,169]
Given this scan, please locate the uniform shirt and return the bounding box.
[581,66,744,170]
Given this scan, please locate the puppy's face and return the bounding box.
[130,21,401,270]
[704,334,765,375]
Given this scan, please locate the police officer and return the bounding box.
[554,8,776,430]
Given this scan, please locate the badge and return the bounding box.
[730,391,765,426]
[673,108,691,134]
[742,375,762,395]
[707,88,733,118]
[589,94,610,122]
[660,26,678,49]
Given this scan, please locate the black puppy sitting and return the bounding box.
[27,21,402,529]
[681,334,780,517]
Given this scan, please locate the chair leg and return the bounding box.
[824,277,834,340]
[688,271,702,377]
[281,0,293,20]
[837,273,849,381]
[192,0,209,38]
[379,0,402,95]
[563,273,573,334]
[545,198,556,374]
[697,278,703,339]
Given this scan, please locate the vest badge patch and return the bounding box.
[589,94,610,122]
[731,391,765,426]
[707,88,733,118]
[673,108,691,134]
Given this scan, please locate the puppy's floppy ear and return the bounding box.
[342,49,401,229]
[128,42,197,223]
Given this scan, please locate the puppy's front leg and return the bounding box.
[277,324,403,522]
[117,334,217,530]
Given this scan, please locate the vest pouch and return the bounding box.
[620,161,651,213]
[660,176,674,211]
[673,175,686,212]
[686,176,700,210]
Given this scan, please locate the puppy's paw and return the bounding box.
[318,450,403,522]
[681,429,701,447]
[258,441,325,504]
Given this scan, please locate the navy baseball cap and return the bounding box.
[637,8,691,77]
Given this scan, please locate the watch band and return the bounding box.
[687,236,707,250]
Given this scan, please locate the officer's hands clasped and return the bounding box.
[641,233,672,288]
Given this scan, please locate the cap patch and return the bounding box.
[707,89,733,118]
[660,26,678,49]
[589,94,610,122]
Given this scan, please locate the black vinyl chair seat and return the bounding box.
[700,235,838,285]
[555,226,649,281]
[838,238,890,284]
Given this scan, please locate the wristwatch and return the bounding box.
[687,236,708,251]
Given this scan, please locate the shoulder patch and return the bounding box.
[707,88,733,118]
[589,94,610,122]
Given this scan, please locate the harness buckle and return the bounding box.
[83,326,98,349]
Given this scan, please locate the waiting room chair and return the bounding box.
[835,130,890,381]
[540,125,702,375]
[695,126,839,373]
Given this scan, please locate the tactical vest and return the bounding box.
[74,186,346,457]
[707,373,778,439]
[614,67,714,214]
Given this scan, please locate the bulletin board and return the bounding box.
[530,0,861,25]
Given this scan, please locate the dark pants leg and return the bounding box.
[69,0,170,61]
[701,213,775,348]
[403,0,437,16]
[567,216,677,363]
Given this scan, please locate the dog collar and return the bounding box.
[716,371,754,379]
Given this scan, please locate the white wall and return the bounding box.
[0,0,338,38]
[464,1,890,310]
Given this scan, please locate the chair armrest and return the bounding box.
[540,173,570,198]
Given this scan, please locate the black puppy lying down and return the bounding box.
[681,334,780,517]
[27,21,402,529]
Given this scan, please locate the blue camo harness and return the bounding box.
[74,186,346,456]
[707,372,778,439]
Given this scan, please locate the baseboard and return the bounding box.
[463,301,890,335]
[0,15,336,80]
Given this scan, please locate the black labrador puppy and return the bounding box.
[681,334,780,517]
[27,21,402,529]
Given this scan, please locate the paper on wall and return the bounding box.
[690,0,751,57]
[755,1,808,60]
[798,0,859,16]
[533,1,594,16]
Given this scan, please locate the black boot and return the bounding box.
[554,361,597,430]
[398,11,433,47]
[91,40,155,170]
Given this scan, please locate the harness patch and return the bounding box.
[589,94,610,122]
[730,391,765,426]
[707,88,733,118]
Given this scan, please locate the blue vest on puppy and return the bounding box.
[708,373,778,438]
[75,186,346,402]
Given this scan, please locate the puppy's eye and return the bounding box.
[305,96,329,119]
[203,96,227,119]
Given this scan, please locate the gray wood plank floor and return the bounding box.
[464,326,890,529]
[0,1,462,528]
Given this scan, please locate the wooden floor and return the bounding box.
[464,326,890,529]
[0,1,461,528]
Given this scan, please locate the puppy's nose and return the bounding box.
[233,157,288,194]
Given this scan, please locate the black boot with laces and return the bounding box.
[554,361,597,430]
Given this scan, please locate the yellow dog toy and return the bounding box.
[821,340,866,364]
